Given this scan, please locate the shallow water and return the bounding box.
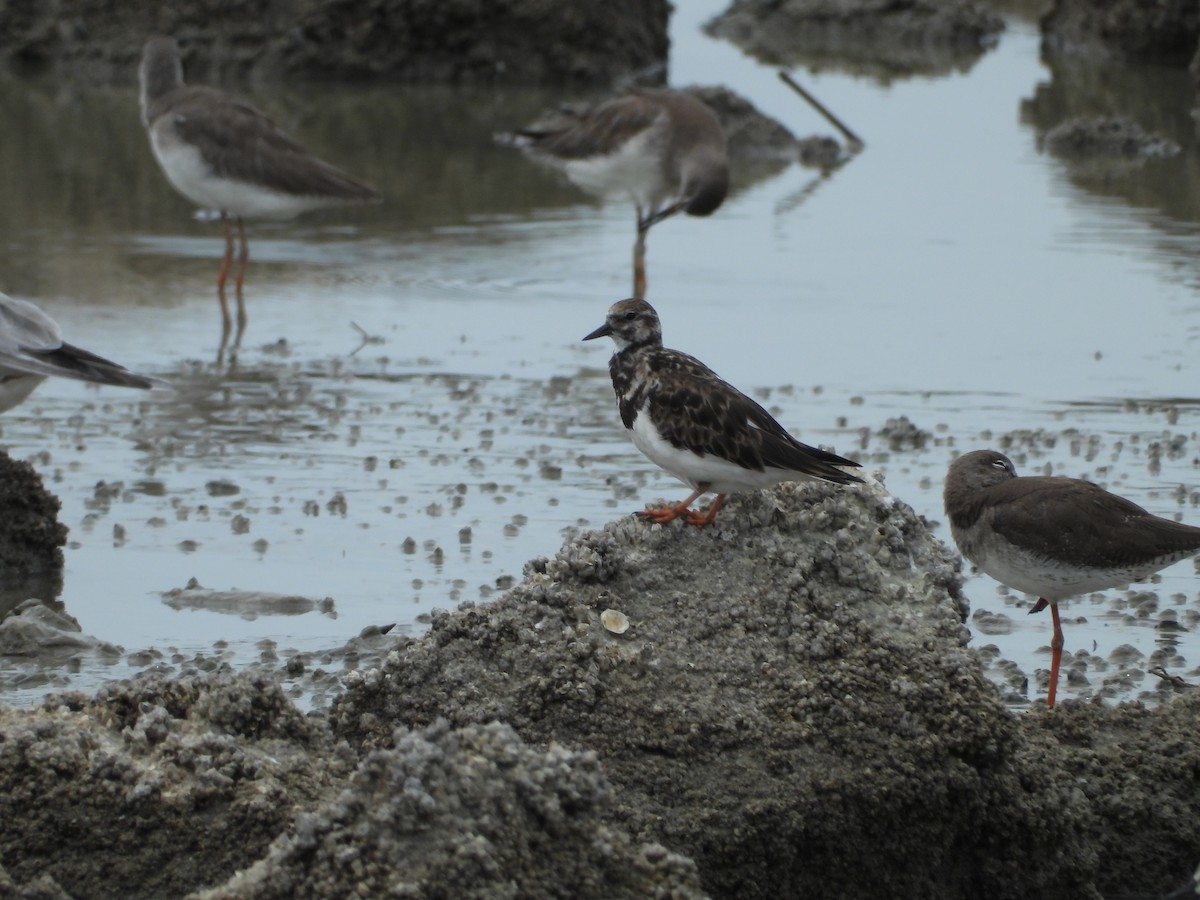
[1,2,1199,707]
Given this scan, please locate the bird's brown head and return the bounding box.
[946,450,1018,493]
[682,147,730,217]
[139,36,185,123]
[582,298,663,352]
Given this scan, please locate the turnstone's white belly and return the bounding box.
[630,410,803,495]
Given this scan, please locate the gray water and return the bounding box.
[1,1,1198,706]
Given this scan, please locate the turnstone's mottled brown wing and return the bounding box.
[159,87,380,201]
[516,93,665,160]
[981,477,1200,570]
[643,349,861,483]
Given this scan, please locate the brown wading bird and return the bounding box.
[138,36,380,341]
[584,298,862,526]
[943,449,1200,707]
[0,293,152,412]
[514,89,729,299]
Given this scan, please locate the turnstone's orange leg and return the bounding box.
[1046,602,1063,708]
[637,487,704,524]
[687,494,726,527]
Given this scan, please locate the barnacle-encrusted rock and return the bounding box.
[193,720,707,900]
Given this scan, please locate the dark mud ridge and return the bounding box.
[705,0,1005,81]
[0,0,669,85]
[2,479,1199,899]
[1040,0,1199,64]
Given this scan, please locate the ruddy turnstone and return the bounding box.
[0,293,153,413]
[944,449,1200,707]
[515,89,728,298]
[583,298,862,526]
[138,36,380,335]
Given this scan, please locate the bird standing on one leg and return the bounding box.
[943,449,1200,707]
[583,298,862,526]
[514,89,728,299]
[138,36,381,345]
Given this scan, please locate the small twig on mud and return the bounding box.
[1149,666,1194,690]
[350,321,384,357]
[778,70,864,150]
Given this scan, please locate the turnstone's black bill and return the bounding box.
[138,36,381,337]
[0,292,153,413]
[583,298,862,527]
[944,449,1200,707]
[515,89,728,298]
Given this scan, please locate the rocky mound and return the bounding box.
[1,480,1198,898]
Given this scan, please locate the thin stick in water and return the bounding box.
[778,70,864,149]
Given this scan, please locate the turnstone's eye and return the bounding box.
[623,312,638,321]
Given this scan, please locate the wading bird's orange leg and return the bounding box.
[637,490,725,527]
[1046,602,1063,708]
[637,488,704,525]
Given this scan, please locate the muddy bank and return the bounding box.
[2,479,1198,898]
[1040,0,1199,64]
[688,85,847,168]
[705,0,1005,81]
[0,0,669,85]
[1039,115,1182,161]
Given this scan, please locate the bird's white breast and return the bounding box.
[628,410,797,496]
[562,124,672,212]
[961,529,1159,601]
[149,120,337,220]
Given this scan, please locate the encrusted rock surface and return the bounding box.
[0,672,338,900]
[192,719,707,900]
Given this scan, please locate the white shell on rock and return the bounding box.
[600,609,630,635]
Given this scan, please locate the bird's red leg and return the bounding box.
[1046,601,1063,708]
[233,218,249,335]
[216,217,235,333]
[637,488,704,525]
[633,207,648,298]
